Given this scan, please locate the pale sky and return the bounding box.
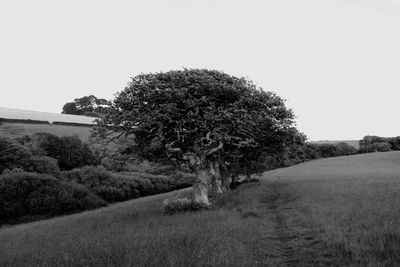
[1,0,400,141]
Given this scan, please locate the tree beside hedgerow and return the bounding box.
[94,69,300,206]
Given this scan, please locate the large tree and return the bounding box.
[94,69,298,205]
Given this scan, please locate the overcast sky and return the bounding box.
[1,0,400,141]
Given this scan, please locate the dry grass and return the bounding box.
[266,151,400,265]
[0,185,274,267]
[1,152,400,266]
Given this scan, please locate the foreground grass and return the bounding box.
[267,151,400,266]
[0,184,275,266]
[2,152,400,266]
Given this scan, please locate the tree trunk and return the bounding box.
[211,161,223,195]
[246,169,251,182]
[192,167,211,206]
[219,160,230,192]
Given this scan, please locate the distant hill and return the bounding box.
[0,107,133,149]
[309,139,360,149]
[0,107,95,124]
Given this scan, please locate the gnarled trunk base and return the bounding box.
[192,168,211,206]
[211,161,223,196]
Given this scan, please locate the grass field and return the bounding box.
[0,107,95,124]
[0,122,93,141]
[1,152,400,266]
[0,122,134,150]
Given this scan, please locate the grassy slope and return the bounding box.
[0,107,95,124]
[0,122,133,150]
[0,122,93,141]
[2,152,400,266]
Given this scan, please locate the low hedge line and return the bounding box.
[61,166,194,202]
[0,172,106,221]
[0,118,50,124]
[52,121,94,127]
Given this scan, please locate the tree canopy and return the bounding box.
[62,95,111,117]
[95,69,300,205]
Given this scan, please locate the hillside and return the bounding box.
[0,107,95,124]
[1,152,400,266]
[0,122,93,141]
[0,107,134,148]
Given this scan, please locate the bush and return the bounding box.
[62,166,192,202]
[359,142,391,153]
[0,172,105,221]
[163,197,208,215]
[21,156,61,177]
[0,137,32,174]
[61,166,129,202]
[58,136,97,170]
[334,142,358,156]
[169,172,195,189]
[101,152,131,172]
[27,133,96,170]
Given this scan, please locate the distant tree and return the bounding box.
[387,137,400,151]
[317,143,337,158]
[62,102,80,115]
[62,95,111,116]
[334,142,357,156]
[359,142,391,153]
[94,69,298,205]
[74,95,97,113]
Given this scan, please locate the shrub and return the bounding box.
[21,156,61,177]
[29,132,62,156]
[61,166,127,201]
[62,166,192,202]
[27,133,96,170]
[163,197,208,215]
[169,171,195,189]
[359,142,391,153]
[101,152,130,172]
[334,142,358,156]
[0,137,32,174]
[58,136,96,170]
[0,172,105,221]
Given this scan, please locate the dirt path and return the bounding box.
[253,181,333,266]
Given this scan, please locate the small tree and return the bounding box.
[94,69,297,205]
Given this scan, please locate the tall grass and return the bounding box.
[0,184,273,266]
[2,152,400,266]
[268,151,400,265]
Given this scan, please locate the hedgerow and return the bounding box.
[0,172,106,221]
[61,166,193,202]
